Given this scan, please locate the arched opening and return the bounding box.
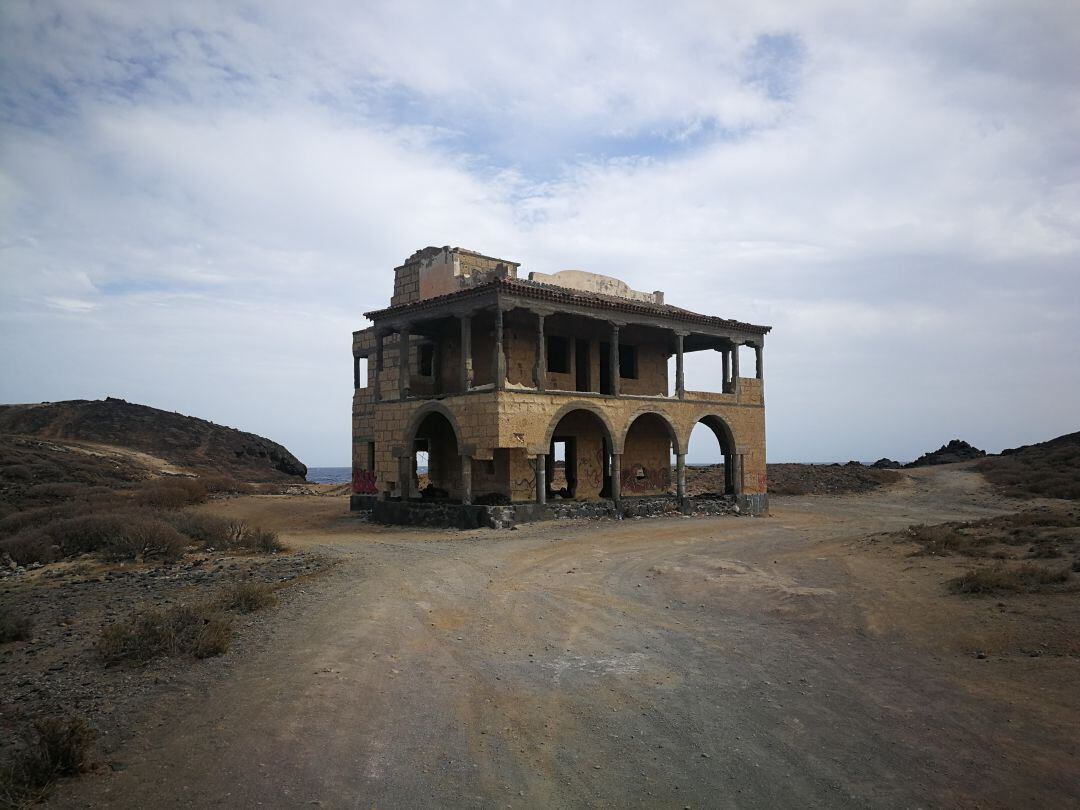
[409,411,460,500]
[622,413,678,496]
[688,415,740,495]
[545,408,614,500]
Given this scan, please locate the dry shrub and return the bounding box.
[97,518,188,562]
[98,604,232,664]
[0,529,57,566]
[0,713,95,805]
[134,478,208,509]
[200,474,252,494]
[165,511,236,547]
[215,581,277,613]
[239,526,282,553]
[0,503,84,539]
[0,605,33,643]
[949,563,1077,595]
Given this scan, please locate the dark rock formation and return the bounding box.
[905,439,986,468]
[872,458,903,469]
[0,398,306,481]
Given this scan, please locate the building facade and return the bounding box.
[351,246,771,519]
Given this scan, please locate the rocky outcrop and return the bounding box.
[905,439,986,468]
[0,398,306,481]
[871,458,903,469]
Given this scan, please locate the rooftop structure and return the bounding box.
[351,246,770,526]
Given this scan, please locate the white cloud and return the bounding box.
[1,0,1078,464]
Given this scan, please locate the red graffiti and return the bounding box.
[353,468,377,494]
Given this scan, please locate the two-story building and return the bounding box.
[351,246,770,526]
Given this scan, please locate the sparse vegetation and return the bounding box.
[0,713,95,807]
[134,477,209,508]
[215,581,277,613]
[977,432,1080,500]
[948,563,1077,595]
[98,603,233,664]
[903,508,1079,563]
[0,605,33,643]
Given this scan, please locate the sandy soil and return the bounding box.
[47,466,1079,808]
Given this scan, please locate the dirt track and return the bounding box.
[49,466,1080,808]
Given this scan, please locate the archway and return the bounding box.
[688,414,740,495]
[545,408,614,500]
[622,412,678,496]
[408,410,461,500]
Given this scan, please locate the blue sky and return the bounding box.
[2,1,1078,465]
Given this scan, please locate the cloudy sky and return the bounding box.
[2,1,1078,466]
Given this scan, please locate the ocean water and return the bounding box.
[306,466,429,484]
[306,467,351,484]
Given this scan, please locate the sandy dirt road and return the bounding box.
[50,467,1079,808]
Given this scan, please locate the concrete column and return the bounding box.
[399,326,411,399]
[460,315,473,392]
[460,455,472,505]
[535,455,546,504]
[493,307,506,391]
[755,344,764,380]
[731,342,741,395]
[353,354,361,390]
[609,323,620,397]
[676,453,686,501]
[534,313,546,391]
[374,332,384,402]
[721,346,731,392]
[675,332,685,399]
[398,455,412,500]
[610,452,622,504]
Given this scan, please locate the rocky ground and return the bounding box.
[0,547,335,777]
[30,464,1079,809]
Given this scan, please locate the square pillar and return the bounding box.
[493,307,506,391]
[399,326,411,399]
[731,341,741,395]
[460,455,472,505]
[721,346,731,393]
[675,332,685,399]
[374,331,385,402]
[534,313,547,391]
[610,452,622,504]
[460,315,473,392]
[398,454,412,500]
[755,344,764,380]
[676,453,686,501]
[535,454,547,504]
[609,323,620,397]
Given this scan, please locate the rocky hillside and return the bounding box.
[977,431,1080,500]
[0,398,306,484]
[906,439,986,468]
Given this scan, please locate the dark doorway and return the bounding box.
[575,339,591,392]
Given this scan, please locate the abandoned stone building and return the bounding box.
[351,246,770,527]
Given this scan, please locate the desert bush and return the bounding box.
[0,713,95,805]
[0,503,84,539]
[165,511,237,547]
[98,603,232,664]
[134,478,208,509]
[239,526,282,553]
[200,474,251,494]
[0,605,33,643]
[0,529,57,566]
[215,581,277,613]
[949,563,1076,595]
[97,518,188,562]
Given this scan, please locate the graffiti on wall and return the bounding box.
[621,465,671,494]
[353,467,377,494]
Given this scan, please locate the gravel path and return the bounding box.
[46,467,1080,808]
